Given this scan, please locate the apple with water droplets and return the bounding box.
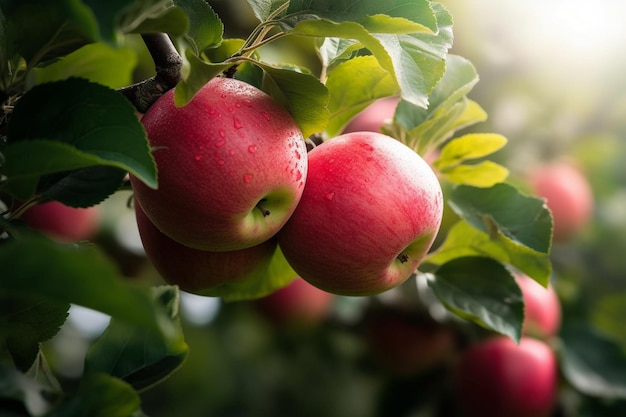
[134,201,278,296]
[278,131,443,296]
[130,77,307,251]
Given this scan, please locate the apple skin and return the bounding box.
[454,336,558,417]
[362,310,455,376]
[528,161,593,241]
[515,273,561,338]
[130,77,307,251]
[134,201,278,296]
[253,277,334,326]
[277,131,444,296]
[342,97,399,134]
[20,201,100,242]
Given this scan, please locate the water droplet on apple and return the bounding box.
[243,174,253,183]
[325,192,335,201]
[229,150,236,155]
[217,159,225,166]
[261,112,270,121]
[243,99,252,107]
[296,170,303,181]
[209,109,217,116]
[233,117,243,129]
[194,155,202,161]
[215,140,225,147]
[218,130,226,139]
[295,150,301,160]
[235,102,242,108]
[248,145,257,153]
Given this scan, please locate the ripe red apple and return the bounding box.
[363,310,455,376]
[527,161,593,241]
[134,201,277,296]
[515,273,561,338]
[20,201,100,242]
[253,277,334,326]
[454,336,558,417]
[278,131,443,296]
[130,77,307,251]
[342,97,399,133]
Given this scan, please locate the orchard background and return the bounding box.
[2,0,626,416]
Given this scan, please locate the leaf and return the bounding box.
[316,37,362,71]
[31,43,138,89]
[124,6,189,37]
[427,256,524,342]
[2,78,156,200]
[439,161,509,188]
[173,0,223,54]
[425,220,553,288]
[560,323,626,400]
[0,236,176,339]
[324,55,398,137]
[84,286,188,392]
[435,133,508,168]
[47,374,140,417]
[246,0,288,22]
[0,294,69,372]
[204,246,298,302]
[592,293,626,350]
[174,49,230,106]
[258,63,330,138]
[449,183,553,255]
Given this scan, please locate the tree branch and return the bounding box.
[118,33,183,113]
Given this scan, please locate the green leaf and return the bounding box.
[449,183,553,255]
[3,78,156,200]
[257,62,329,138]
[48,374,140,417]
[427,256,524,342]
[31,43,138,89]
[246,0,288,22]
[592,293,626,350]
[0,294,69,372]
[174,49,230,106]
[435,133,508,168]
[425,220,553,288]
[0,236,176,338]
[173,0,223,54]
[127,6,189,36]
[439,162,509,188]
[316,37,362,72]
[325,55,398,137]
[85,286,188,392]
[204,246,297,302]
[560,323,626,400]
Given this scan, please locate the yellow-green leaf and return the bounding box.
[440,161,509,187]
[435,133,508,169]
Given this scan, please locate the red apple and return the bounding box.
[130,77,307,251]
[20,201,100,242]
[454,336,558,417]
[515,273,561,338]
[363,310,455,376]
[278,131,443,296]
[527,161,593,241]
[134,201,277,296]
[342,97,399,134]
[253,277,334,326]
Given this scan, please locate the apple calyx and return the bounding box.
[255,199,271,217]
[397,253,409,263]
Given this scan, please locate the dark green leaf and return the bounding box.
[47,373,140,417]
[592,292,626,351]
[449,183,553,255]
[173,0,223,54]
[246,0,288,22]
[428,256,524,342]
[316,37,362,71]
[560,323,626,399]
[128,6,189,36]
[325,55,398,137]
[0,236,175,338]
[3,78,156,199]
[85,286,188,392]
[0,294,69,371]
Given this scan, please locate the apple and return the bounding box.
[130,77,307,251]
[362,309,455,376]
[20,201,100,242]
[454,336,558,417]
[515,273,561,338]
[277,131,443,296]
[527,161,593,241]
[253,277,334,326]
[342,97,399,134]
[134,201,278,296]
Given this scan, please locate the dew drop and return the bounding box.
[194,155,202,161]
[295,150,301,160]
[235,102,242,108]
[217,159,225,166]
[229,149,236,155]
[296,170,302,181]
[208,109,217,116]
[248,145,257,154]
[233,117,243,129]
[215,140,226,147]
[243,99,252,107]
[325,192,335,201]
[218,130,226,139]
[261,112,271,121]
[220,93,227,98]
[244,174,253,183]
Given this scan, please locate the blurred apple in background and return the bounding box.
[454,336,558,417]
[253,277,334,327]
[342,97,399,134]
[515,273,561,339]
[20,201,101,242]
[528,160,594,241]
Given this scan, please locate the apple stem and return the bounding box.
[118,33,182,113]
[305,133,324,152]
[397,253,409,263]
[256,200,271,217]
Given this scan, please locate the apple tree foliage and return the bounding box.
[0,0,620,415]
